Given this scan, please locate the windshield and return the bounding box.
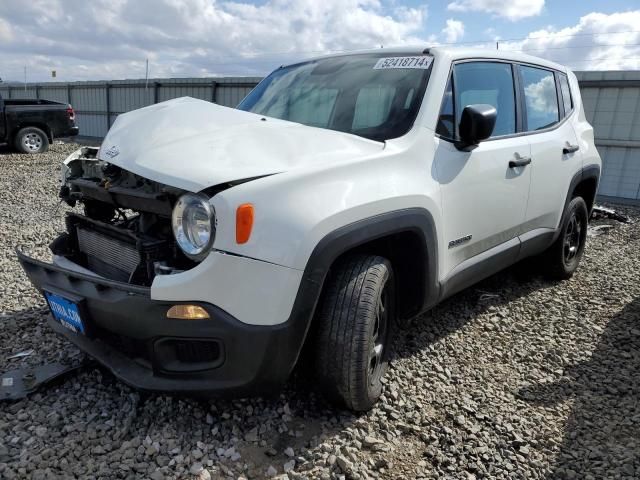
[237,53,432,142]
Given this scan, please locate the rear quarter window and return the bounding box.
[558,73,573,116]
[519,65,560,131]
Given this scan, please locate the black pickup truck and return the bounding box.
[0,93,79,154]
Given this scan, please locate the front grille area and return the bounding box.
[61,213,185,286]
[77,226,141,282]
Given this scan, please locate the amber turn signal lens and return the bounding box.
[236,203,254,244]
[166,305,210,320]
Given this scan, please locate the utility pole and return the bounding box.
[24,66,27,93]
[145,58,149,91]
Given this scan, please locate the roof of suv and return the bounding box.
[303,46,569,73]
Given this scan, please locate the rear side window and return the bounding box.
[558,73,573,116]
[519,65,560,131]
[453,62,516,137]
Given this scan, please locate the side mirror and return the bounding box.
[457,104,497,149]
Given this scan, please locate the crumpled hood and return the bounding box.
[98,97,384,192]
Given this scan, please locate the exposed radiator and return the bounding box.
[76,226,141,282]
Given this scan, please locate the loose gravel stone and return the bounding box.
[266,465,278,477]
[1,143,639,479]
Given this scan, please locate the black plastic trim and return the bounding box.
[287,208,440,353]
[16,249,308,395]
[553,164,601,243]
[439,237,520,300]
[17,248,150,295]
[513,63,524,134]
[518,228,556,260]
[555,71,566,119]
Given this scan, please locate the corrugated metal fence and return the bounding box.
[2,72,640,203]
[576,71,640,204]
[0,77,261,137]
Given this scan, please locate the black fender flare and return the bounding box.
[554,165,601,241]
[282,207,440,372]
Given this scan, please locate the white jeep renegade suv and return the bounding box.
[18,47,600,411]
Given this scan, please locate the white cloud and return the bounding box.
[523,74,557,114]
[0,17,12,42]
[0,0,428,81]
[442,19,464,43]
[499,11,640,71]
[1,3,639,82]
[447,0,544,21]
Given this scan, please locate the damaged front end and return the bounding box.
[55,147,198,285]
[14,147,301,395]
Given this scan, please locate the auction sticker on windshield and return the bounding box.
[373,56,433,70]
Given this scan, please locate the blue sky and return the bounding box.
[0,0,639,82]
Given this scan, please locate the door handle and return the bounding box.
[563,144,580,154]
[509,157,531,168]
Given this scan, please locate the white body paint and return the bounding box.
[67,47,599,326]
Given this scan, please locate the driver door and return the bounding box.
[433,61,531,288]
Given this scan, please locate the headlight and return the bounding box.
[172,193,215,261]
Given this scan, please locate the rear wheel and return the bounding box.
[15,127,49,154]
[542,196,589,279]
[314,254,394,411]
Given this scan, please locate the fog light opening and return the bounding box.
[166,305,210,320]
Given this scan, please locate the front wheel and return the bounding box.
[314,254,394,411]
[14,127,50,154]
[542,196,589,279]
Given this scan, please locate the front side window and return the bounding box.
[558,73,573,116]
[238,53,432,142]
[520,65,560,131]
[453,62,516,137]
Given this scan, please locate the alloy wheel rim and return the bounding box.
[564,212,582,263]
[368,287,388,386]
[23,133,43,152]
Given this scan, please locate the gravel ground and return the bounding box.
[1,143,639,479]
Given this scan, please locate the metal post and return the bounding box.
[35,85,40,100]
[145,58,149,91]
[211,80,218,104]
[105,83,111,132]
[153,82,159,104]
[66,84,71,105]
[496,41,499,50]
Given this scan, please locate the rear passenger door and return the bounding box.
[519,65,582,232]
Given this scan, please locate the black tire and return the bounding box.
[542,196,589,280]
[14,127,49,154]
[314,254,394,411]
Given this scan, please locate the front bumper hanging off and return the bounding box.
[16,249,307,396]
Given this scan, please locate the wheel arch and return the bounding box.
[572,165,600,214]
[285,208,440,371]
[555,165,600,240]
[12,123,53,143]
